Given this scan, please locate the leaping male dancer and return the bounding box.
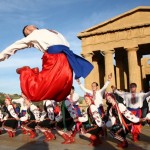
[0,25,93,102]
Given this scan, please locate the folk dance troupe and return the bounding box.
[0,25,150,148]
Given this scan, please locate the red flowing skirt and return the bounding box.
[19,52,73,102]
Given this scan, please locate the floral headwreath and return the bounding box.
[84,93,94,104]
[5,95,11,101]
[105,92,116,100]
[5,95,15,108]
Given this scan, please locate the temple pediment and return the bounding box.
[78,6,150,39]
[77,6,150,93]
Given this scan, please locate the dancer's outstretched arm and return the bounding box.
[0,34,35,62]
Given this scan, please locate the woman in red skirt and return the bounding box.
[77,95,103,146]
[3,96,19,137]
[0,25,93,102]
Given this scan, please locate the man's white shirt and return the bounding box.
[79,81,110,108]
[115,90,150,109]
[0,29,69,61]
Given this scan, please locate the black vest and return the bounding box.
[27,105,35,120]
[6,105,16,119]
[43,101,49,118]
[87,106,97,125]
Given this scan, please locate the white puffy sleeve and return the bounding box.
[90,105,103,127]
[78,112,88,122]
[40,111,47,122]
[30,104,40,121]
[118,103,140,123]
[65,100,77,119]
[0,110,3,121]
[8,105,18,119]
[46,100,55,120]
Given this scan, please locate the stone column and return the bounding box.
[82,53,94,89]
[92,60,100,85]
[123,70,128,90]
[102,50,116,91]
[141,58,146,79]
[126,47,142,91]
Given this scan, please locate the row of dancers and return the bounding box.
[0,74,150,148]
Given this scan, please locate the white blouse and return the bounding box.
[106,103,141,128]
[78,104,103,127]
[40,100,56,121]
[0,29,69,61]
[67,92,80,105]
[7,105,18,119]
[20,104,40,121]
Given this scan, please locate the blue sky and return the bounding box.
[0,0,150,96]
